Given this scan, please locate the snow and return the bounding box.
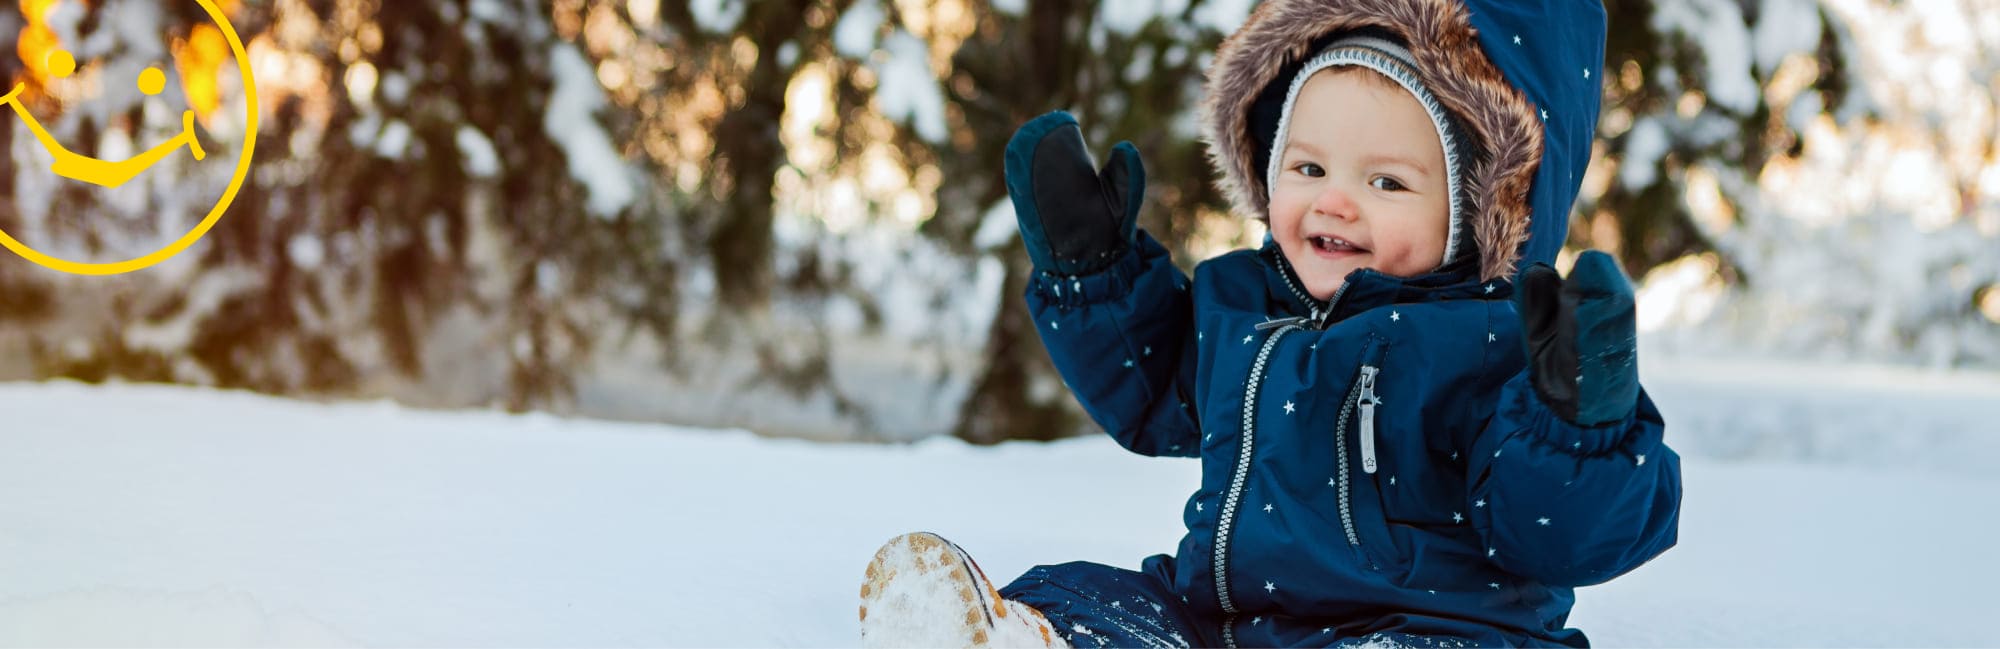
[287,233,326,270]
[343,61,379,107]
[834,0,883,58]
[2,362,1997,646]
[1635,254,1723,333]
[687,0,746,34]
[373,119,412,159]
[1635,0,2000,370]
[455,126,502,178]
[117,267,262,359]
[1618,117,1668,190]
[872,32,949,144]
[1096,0,1248,35]
[797,216,1002,344]
[1192,0,1257,34]
[973,198,1019,251]
[1783,88,1823,132]
[1098,0,1189,36]
[1124,44,1155,83]
[378,71,411,106]
[1572,461,1995,646]
[1751,0,1823,75]
[544,43,637,218]
[467,0,510,24]
[1651,0,1760,114]
[638,199,1001,442]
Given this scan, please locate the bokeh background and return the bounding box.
[2,0,1996,444]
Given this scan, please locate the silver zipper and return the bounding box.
[1273,249,1320,309]
[1316,280,1356,329]
[1334,364,1370,556]
[1358,366,1381,474]
[1213,323,1294,639]
[1269,247,1361,331]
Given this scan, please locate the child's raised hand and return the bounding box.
[1003,111,1145,276]
[1517,250,1640,427]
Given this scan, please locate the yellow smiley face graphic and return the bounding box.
[0,0,257,275]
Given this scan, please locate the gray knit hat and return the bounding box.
[1265,34,1475,271]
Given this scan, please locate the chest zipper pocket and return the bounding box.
[1357,365,1381,475]
[1335,340,1391,569]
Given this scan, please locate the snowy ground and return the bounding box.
[1,358,1997,647]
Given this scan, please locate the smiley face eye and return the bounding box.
[138,67,166,96]
[47,49,76,79]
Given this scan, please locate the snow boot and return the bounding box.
[860,532,1067,648]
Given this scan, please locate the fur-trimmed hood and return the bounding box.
[1198,0,1606,282]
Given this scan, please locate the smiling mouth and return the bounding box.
[2,82,206,189]
[1308,235,1368,256]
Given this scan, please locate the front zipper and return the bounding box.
[1334,360,1385,566]
[1255,280,1351,332]
[1271,248,1324,312]
[1268,246,1369,331]
[1214,323,1295,648]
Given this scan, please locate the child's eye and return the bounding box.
[1292,162,1325,178]
[1369,176,1408,192]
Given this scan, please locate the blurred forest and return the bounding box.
[1,0,1996,442]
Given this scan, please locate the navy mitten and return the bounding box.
[1003,111,1145,276]
[1518,250,1641,427]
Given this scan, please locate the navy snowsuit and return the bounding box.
[996,0,1682,646]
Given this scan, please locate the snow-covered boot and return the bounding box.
[860,532,1067,648]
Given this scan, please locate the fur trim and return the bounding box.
[1198,0,1542,281]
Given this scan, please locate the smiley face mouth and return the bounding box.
[2,82,206,189]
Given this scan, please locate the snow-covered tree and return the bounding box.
[1596,0,2000,368]
[0,0,675,411]
[3,0,1993,444]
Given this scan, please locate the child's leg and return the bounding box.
[998,555,1210,649]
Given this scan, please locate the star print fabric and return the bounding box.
[1010,0,1680,645]
[1028,230,1200,459]
[999,559,1208,648]
[1025,236,1679,646]
[998,558,1549,648]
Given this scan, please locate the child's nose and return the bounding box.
[1311,182,1360,221]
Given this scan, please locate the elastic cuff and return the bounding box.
[1028,230,1167,309]
[1501,371,1641,457]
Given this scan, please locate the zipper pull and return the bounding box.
[1257,305,1327,332]
[1358,365,1380,474]
[1254,315,1310,331]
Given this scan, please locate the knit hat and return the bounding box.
[1264,34,1476,271]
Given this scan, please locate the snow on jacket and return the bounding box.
[1023,0,1681,645]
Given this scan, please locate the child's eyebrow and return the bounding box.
[1363,153,1431,176]
[1284,139,1327,160]
[1285,140,1432,176]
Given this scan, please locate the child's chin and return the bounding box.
[1280,245,1352,300]
[1300,276,1345,302]
[1306,264,1354,300]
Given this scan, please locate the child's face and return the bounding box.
[1268,69,1449,301]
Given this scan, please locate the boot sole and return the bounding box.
[860,532,1037,647]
